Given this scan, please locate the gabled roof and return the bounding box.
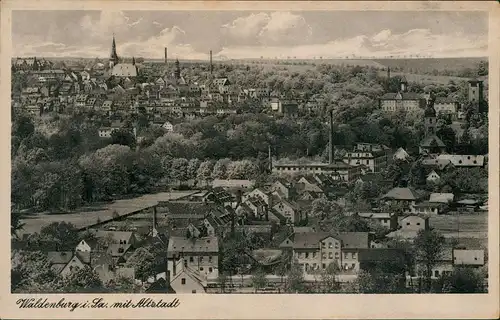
[380,92,424,100]
[90,252,114,268]
[382,187,420,201]
[292,232,335,249]
[429,193,454,203]
[107,244,132,257]
[95,230,134,243]
[167,236,219,256]
[336,232,370,249]
[420,135,446,147]
[358,248,406,262]
[47,251,73,265]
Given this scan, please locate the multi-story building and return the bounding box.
[167,236,219,279]
[343,143,392,173]
[291,232,342,272]
[272,161,361,182]
[379,92,426,112]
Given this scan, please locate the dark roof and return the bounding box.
[382,187,420,201]
[90,252,114,268]
[358,248,406,262]
[146,278,176,293]
[380,92,424,100]
[420,135,446,148]
[336,232,370,249]
[292,232,334,249]
[47,251,73,265]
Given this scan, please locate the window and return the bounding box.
[305,252,309,259]
[352,252,357,259]
[312,252,316,258]
[416,222,421,226]
[434,270,439,277]
[344,253,348,259]
[366,160,369,164]
[322,254,326,259]
[335,242,339,249]
[406,222,410,226]
[209,256,213,263]
[199,256,204,263]
[322,263,326,269]
[189,257,194,262]
[192,290,196,293]
[335,252,339,258]
[209,267,213,273]
[328,242,332,248]
[329,252,333,259]
[200,267,204,271]
[351,263,355,269]
[181,278,186,285]
[322,242,326,248]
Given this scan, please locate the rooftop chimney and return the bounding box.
[329,109,334,164]
[164,47,168,65]
[209,50,213,74]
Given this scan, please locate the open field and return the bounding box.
[377,70,472,85]
[373,58,487,73]
[19,191,198,235]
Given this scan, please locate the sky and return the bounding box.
[12,10,488,59]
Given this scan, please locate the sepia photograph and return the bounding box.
[2,1,499,319]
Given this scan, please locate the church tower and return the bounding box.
[424,95,437,137]
[109,34,120,69]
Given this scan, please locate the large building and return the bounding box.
[108,35,138,77]
[419,96,446,155]
[379,75,426,112]
[343,143,392,173]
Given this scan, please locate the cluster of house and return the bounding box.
[378,71,486,118]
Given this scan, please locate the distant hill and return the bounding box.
[373,57,487,73]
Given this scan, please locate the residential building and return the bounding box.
[272,161,361,182]
[379,92,426,112]
[435,154,485,168]
[381,187,421,209]
[453,249,485,267]
[168,259,206,293]
[434,97,459,119]
[393,147,410,161]
[428,193,454,204]
[292,232,342,273]
[426,170,441,183]
[167,236,219,279]
[343,144,392,173]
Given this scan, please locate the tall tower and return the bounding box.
[424,95,437,137]
[468,79,484,112]
[164,47,168,65]
[174,58,181,79]
[109,34,119,69]
[209,50,213,74]
[400,75,408,92]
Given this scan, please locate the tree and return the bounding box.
[286,260,305,293]
[414,229,445,292]
[40,222,80,251]
[211,158,231,179]
[196,160,214,183]
[11,210,25,239]
[441,267,486,293]
[251,268,268,293]
[187,158,201,180]
[170,158,189,184]
[124,247,156,282]
[62,265,104,292]
[106,276,144,293]
[11,250,59,293]
[320,262,340,293]
[111,128,136,149]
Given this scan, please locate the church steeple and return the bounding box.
[109,33,119,69]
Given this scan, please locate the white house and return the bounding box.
[393,147,410,161]
[426,170,441,183]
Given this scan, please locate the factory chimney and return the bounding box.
[329,109,334,164]
[268,145,272,172]
[209,50,213,74]
[164,47,168,65]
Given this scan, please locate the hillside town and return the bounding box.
[11,35,489,294]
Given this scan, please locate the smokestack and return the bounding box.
[387,67,391,79]
[329,110,334,164]
[164,47,167,65]
[209,50,213,74]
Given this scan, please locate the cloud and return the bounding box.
[218,28,487,59]
[221,12,312,46]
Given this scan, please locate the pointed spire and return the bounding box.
[132,56,136,65]
[109,33,119,67]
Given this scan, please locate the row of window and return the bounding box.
[185,256,215,263]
